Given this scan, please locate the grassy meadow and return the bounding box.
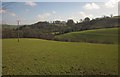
[55,28,119,44]
[2,38,118,75]
[0,39,2,76]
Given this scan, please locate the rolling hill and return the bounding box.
[55,28,119,44]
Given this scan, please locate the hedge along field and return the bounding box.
[55,28,119,44]
[2,39,118,75]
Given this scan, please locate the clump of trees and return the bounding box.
[2,16,120,41]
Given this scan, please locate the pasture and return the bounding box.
[2,38,118,75]
[55,28,119,44]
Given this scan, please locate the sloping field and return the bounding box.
[55,28,119,44]
[0,39,2,76]
[2,39,118,75]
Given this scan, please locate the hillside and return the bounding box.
[80,16,119,29]
[2,24,18,29]
[3,39,118,75]
[2,16,120,40]
[55,28,119,44]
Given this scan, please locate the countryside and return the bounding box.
[1,1,120,76]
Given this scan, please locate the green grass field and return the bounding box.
[0,39,2,76]
[55,28,119,44]
[2,38,118,75]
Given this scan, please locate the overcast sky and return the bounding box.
[0,0,120,25]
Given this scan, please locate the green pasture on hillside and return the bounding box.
[2,39,118,75]
[55,28,119,44]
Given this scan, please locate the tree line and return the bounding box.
[2,16,120,41]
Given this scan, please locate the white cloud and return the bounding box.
[37,13,51,21]
[52,11,56,14]
[78,11,94,19]
[0,9,16,16]
[37,11,57,21]
[0,9,6,14]
[64,12,94,22]
[25,2,37,7]
[84,3,100,10]
[105,0,119,8]
[10,13,16,16]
